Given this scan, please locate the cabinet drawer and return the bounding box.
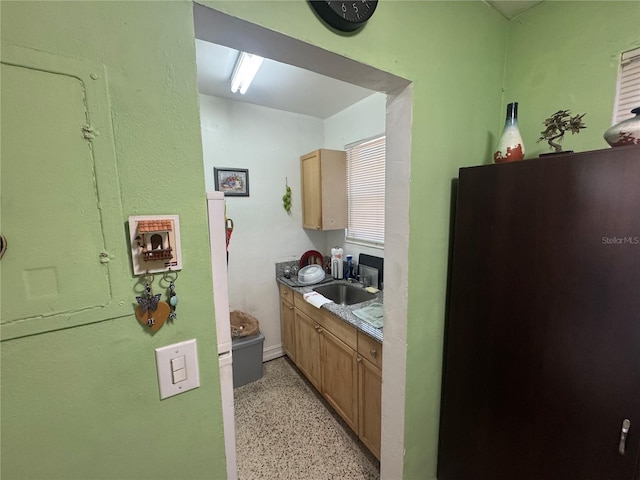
[294,291,357,350]
[293,290,314,317]
[358,331,383,369]
[316,309,357,350]
[279,283,294,303]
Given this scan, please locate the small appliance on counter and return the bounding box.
[331,246,344,279]
[359,253,384,289]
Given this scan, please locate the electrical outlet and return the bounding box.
[155,339,200,399]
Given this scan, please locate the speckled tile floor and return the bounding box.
[233,357,380,480]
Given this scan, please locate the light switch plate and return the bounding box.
[155,339,200,399]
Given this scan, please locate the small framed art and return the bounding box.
[214,168,250,196]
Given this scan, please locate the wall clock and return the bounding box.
[309,1,378,32]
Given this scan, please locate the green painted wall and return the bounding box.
[504,1,640,157]
[1,1,509,478]
[197,2,640,478]
[202,2,509,478]
[4,1,634,479]
[1,2,227,479]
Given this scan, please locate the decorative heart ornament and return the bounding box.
[136,301,170,331]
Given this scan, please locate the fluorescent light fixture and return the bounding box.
[230,52,264,95]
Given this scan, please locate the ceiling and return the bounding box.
[487,0,543,19]
[195,39,377,119]
[194,1,543,119]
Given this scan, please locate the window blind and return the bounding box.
[613,47,640,123]
[346,135,385,246]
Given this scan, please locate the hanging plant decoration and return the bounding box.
[282,177,292,213]
[537,109,586,153]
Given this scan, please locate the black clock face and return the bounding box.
[309,1,378,32]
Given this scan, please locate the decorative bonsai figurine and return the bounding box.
[537,109,586,153]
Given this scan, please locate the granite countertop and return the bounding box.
[276,261,383,343]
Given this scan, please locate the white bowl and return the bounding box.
[298,264,325,285]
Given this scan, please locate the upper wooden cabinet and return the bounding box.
[300,149,347,230]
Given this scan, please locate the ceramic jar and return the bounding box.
[604,107,640,147]
[494,102,525,163]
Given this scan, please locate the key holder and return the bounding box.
[129,215,182,275]
[161,269,179,322]
[135,271,171,332]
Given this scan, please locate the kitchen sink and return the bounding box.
[313,283,376,306]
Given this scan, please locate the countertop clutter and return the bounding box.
[276,261,383,343]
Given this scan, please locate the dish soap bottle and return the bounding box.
[345,255,353,280]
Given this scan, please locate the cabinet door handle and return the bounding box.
[356,356,362,363]
[369,349,377,358]
[0,234,6,260]
[288,305,294,310]
[619,419,631,455]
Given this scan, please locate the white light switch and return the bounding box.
[172,367,187,384]
[155,339,200,399]
[171,355,186,371]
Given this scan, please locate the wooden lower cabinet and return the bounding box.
[279,285,382,459]
[280,297,296,361]
[280,301,296,362]
[358,356,382,459]
[321,327,359,432]
[293,309,322,390]
[279,283,296,361]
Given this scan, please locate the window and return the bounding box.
[346,135,385,247]
[612,47,640,123]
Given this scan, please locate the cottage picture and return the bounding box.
[128,215,183,274]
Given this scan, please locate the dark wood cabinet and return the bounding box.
[438,146,640,480]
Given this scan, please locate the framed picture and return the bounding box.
[214,167,250,196]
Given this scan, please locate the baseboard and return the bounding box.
[263,344,284,362]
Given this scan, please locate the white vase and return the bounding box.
[604,107,640,147]
[494,102,525,163]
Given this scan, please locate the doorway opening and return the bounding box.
[193,5,412,479]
